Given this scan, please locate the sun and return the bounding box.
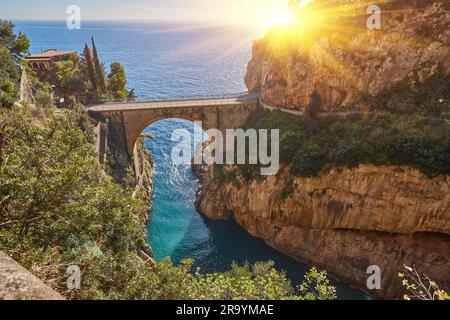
[265,10,295,28]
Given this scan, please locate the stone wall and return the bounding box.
[0,251,64,300]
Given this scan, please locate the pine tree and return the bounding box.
[91,37,106,95]
[107,62,128,99]
[83,43,97,98]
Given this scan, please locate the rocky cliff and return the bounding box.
[245,0,450,111]
[133,139,155,258]
[107,137,154,258]
[195,165,450,299]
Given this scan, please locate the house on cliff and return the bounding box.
[25,49,77,74]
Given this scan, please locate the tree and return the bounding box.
[0,20,29,61]
[127,89,137,101]
[0,47,19,108]
[0,21,28,108]
[399,266,450,300]
[83,44,97,98]
[0,104,337,301]
[34,87,53,109]
[54,60,87,102]
[290,153,321,177]
[11,32,30,60]
[55,60,75,93]
[306,91,321,118]
[91,38,106,95]
[108,62,128,99]
[298,267,337,300]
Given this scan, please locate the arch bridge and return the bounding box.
[87,91,260,164]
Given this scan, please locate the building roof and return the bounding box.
[25,49,76,60]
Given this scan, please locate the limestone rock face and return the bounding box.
[245,1,450,111]
[134,139,155,258]
[195,165,450,299]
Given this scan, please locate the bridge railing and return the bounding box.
[87,90,260,106]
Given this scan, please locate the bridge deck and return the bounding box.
[88,92,259,112]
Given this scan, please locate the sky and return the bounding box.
[0,0,292,27]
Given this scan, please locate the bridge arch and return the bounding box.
[129,113,204,156]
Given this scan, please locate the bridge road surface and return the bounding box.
[87,92,260,112]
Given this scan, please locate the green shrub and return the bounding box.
[348,72,450,117]
[34,88,54,108]
[291,153,321,177]
[306,91,321,118]
[280,181,295,200]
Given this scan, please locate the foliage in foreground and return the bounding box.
[0,104,336,300]
[81,255,336,300]
[46,43,130,104]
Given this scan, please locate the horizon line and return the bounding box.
[6,18,255,25]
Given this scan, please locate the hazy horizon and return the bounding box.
[1,0,292,29]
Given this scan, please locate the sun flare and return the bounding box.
[265,10,295,28]
[258,1,318,32]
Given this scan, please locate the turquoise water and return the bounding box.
[15,21,366,299]
[144,119,366,300]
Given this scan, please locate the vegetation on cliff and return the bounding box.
[347,73,450,119]
[107,62,129,99]
[220,104,449,182]
[47,41,131,105]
